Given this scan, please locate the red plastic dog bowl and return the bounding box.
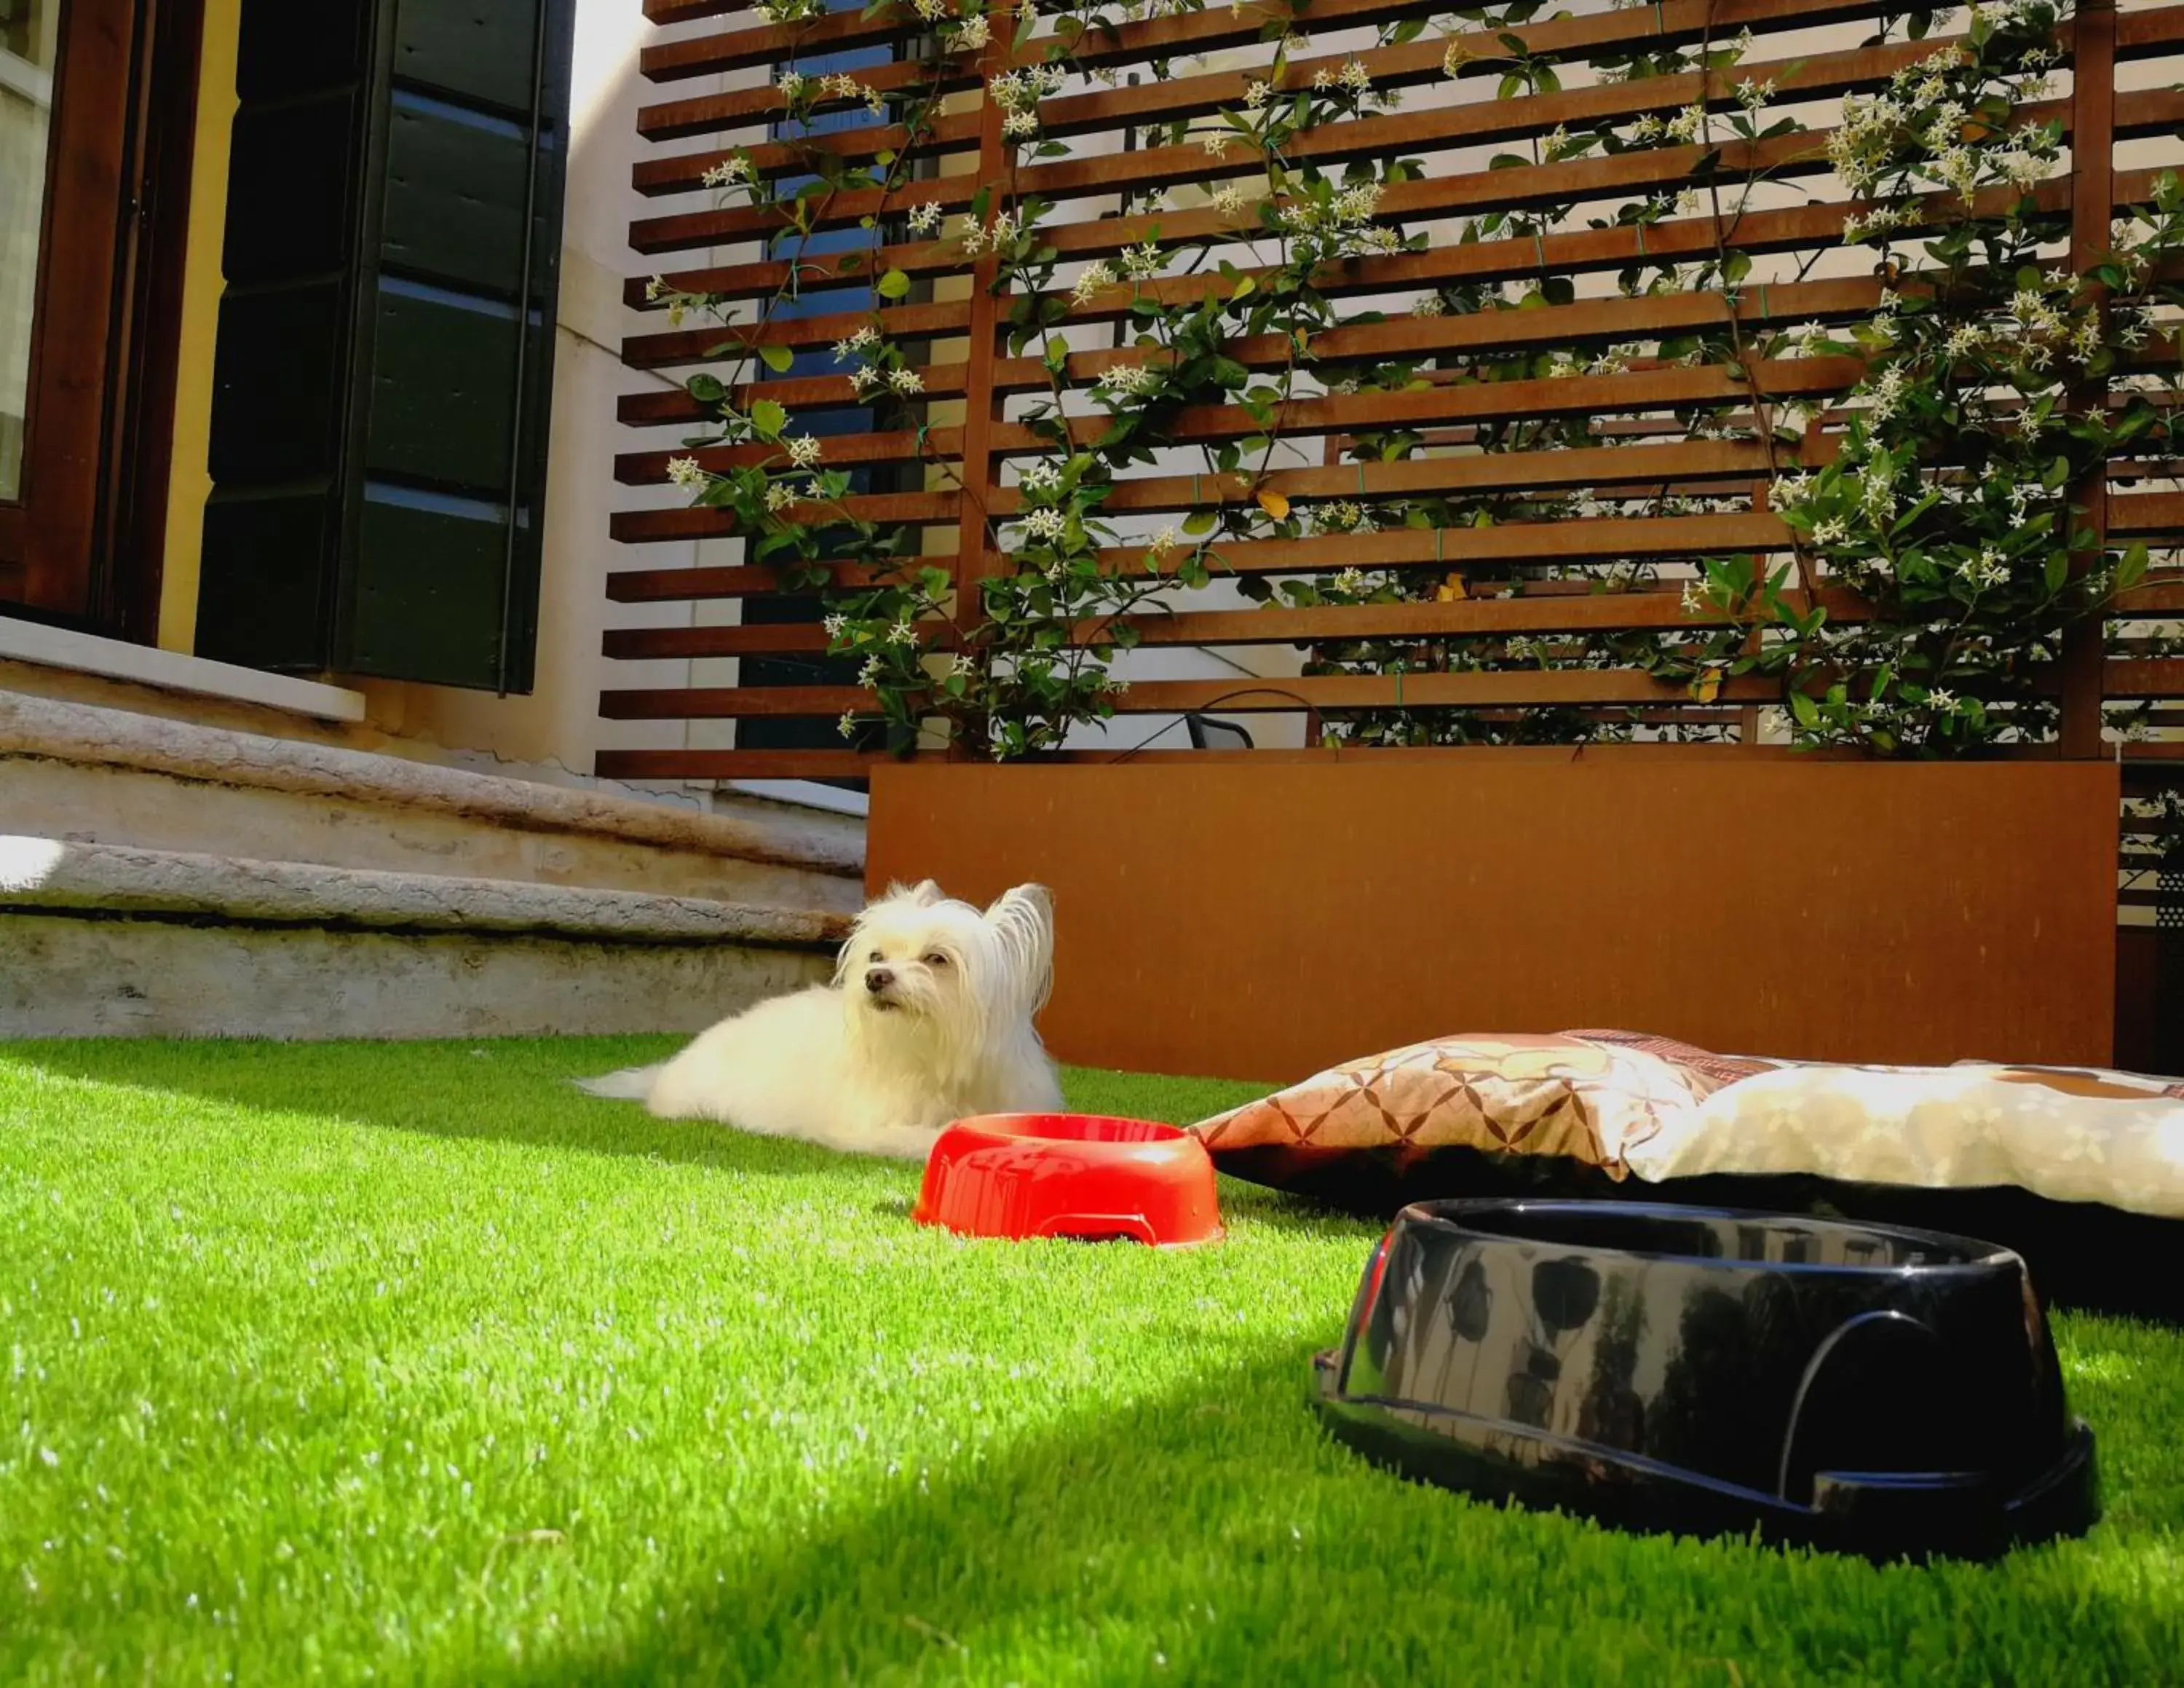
[913,1113,1224,1247]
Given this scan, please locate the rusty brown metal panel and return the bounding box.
[866,762,2122,1080]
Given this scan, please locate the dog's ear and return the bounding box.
[986,883,1053,928]
[984,884,1055,1014]
[881,878,946,907]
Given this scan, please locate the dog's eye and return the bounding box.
[922,952,949,967]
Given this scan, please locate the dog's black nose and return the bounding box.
[864,967,893,994]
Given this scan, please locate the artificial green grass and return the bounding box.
[3,1039,2182,1686]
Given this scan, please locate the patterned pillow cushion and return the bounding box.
[1189,1030,1764,1210]
[1629,1060,2184,1218]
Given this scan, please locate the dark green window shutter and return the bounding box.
[199,0,574,693]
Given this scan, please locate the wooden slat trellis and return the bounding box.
[602,0,2184,781]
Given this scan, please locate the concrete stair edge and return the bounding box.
[0,691,865,880]
[0,835,857,949]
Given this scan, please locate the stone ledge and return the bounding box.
[0,617,367,721]
[0,692,865,878]
[0,915,834,1040]
[0,836,855,948]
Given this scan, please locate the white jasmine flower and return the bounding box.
[1072,259,1117,304]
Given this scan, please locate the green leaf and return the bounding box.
[758,342,795,375]
[1789,689,1821,730]
[1182,509,1219,536]
[751,399,788,440]
[877,269,911,301]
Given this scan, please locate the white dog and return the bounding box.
[576,880,1063,1158]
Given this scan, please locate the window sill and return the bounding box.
[0,618,366,723]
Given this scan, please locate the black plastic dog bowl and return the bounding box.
[1311,1200,2097,1561]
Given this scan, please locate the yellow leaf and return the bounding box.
[1257,492,1291,520]
[1691,673,1722,704]
[1444,572,1468,599]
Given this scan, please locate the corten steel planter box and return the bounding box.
[867,759,2121,1084]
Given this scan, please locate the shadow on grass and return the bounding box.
[0,1036,855,1180]
[513,1333,2179,1687]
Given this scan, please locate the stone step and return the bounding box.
[0,691,866,913]
[0,836,847,1040]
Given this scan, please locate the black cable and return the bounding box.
[1105,686,1320,764]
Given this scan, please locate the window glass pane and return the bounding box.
[0,0,60,500]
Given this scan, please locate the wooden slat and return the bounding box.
[600,669,1789,720]
[609,489,957,543]
[593,739,1891,781]
[2105,660,2184,700]
[620,365,972,424]
[604,556,2184,626]
[598,587,1878,660]
[615,425,960,481]
[1099,588,1866,649]
[604,513,1803,601]
[2113,493,2184,540]
[625,273,1882,371]
[600,658,2161,719]
[1016,438,1803,516]
[622,299,970,369]
[606,621,931,659]
[2114,580,2184,616]
[615,360,1863,484]
[608,437,1808,543]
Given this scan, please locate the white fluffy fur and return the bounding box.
[575,880,1063,1158]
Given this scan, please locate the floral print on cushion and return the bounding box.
[1629,1060,2184,1218]
[1191,1032,1722,1176]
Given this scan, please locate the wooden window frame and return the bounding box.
[1,0,205,639]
